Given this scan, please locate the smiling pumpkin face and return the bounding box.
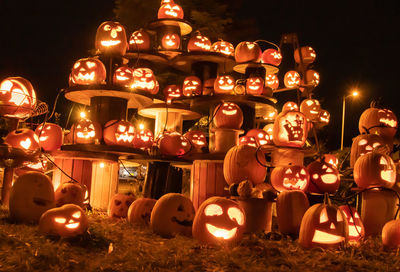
[182,76,202,96]
[300,98,321,121]
[108,194,136,219]
[187,33,212,52]
[103,120,135,147]
[271,165,309,192]
[157,3,184,19]
[70,58,106,85]
[283,71,300,88]
[161,33,180,50]
[211,40,234,56]
[307,160,340,194]
[359,107,398,139]
[71,119,102,144]
[113,66,135,87]
[163,84,182,101]
[213,102,243,129]
[95,21,127,55]
[246,77,264,95]
[214,75,235,94]
[184,130,207,151]
[265,74,279,90]
[246,128,272,146]
[350,134,386,167]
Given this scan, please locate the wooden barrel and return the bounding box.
[238,198,272,233]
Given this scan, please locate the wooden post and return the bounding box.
[90,96,128,127]
[1,167,14,206]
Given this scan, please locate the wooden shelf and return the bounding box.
[233,62,279,75]
[170,52,236,73]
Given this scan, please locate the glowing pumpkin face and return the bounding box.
[128,198,157,226]
[71,119,102,144]
[283,70,301,88]
[158,132,191,156]
[113,66,135,87]
[184,130,207,151]
[263,108,278,122]
[318,110,330,125]
[307,160,340,194]
[339,205,365,243]
[39,204,88,237]
[95,21,127,55]
[193,197,245,245]
[182,76,202,96]
[54,182,85,208]
[163,84,182,101]
[359,107,398,139]
[132,68,157,93]
[157,3,184,19]
[246,128,272,146]
[261,49,282,66]
[300,98,321,121]
[214,75,235,94]
[211,40,234,56]
[271,165,309,192]
[0,77,37,118]
[350,134,385,167]
[70,58,106,85]
[323,154,339,169]
[282,101,299,112]
[294,46,316,65]
[305,69,320,86]
[103,120,135,147]
[263,123,274,140]
[272,111,308,148]
[246,77,264,95]
[35,123,63,151]
[187,33,211,52]
[213,102,243,129]
[108,194,136,219]
[161,33,180,50]
[4,128,40,152]
[133,128,154,150]
[234,41,262,63]
[239,136,257,147]
[265,74,279,90]
[129,29,151,51]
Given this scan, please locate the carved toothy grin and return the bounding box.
[166,40,176,47]
[312,230,344,244]
[380,118,397,128]
[116,134,134,143]
[76,72,95,81]
[66,222,80,229]
[206,224,237,239]
[133,81,155,90]
[101,40,121,46]
[165,10,178,17]
[131,39,144,45]
[218,85,234,91]
[248,86,261,91]
[116,75,130,81]
[77,131,95,139]
[222,109,237,115]
[321,174,338,184]
[283,178,307,190]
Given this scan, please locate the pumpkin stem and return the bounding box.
[323,192,331,205]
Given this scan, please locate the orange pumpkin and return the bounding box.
[103,120,135,147]
[158,132,191,156]
[214,75,235,94]
[246,77,264,95]
[382,219,400,249]
[108,193,136,219]
[358,107,398,139]
[294,46,316,65]
[270,165,309,192]
[70,58,106,85]
[339,205,365,243]
[161,33,180,50]
[283,70,300,88]
[182,76,202,96]
[128,198,157,226]
[272,110,308,148]
[350,134,386,168]
[113,66,135,87]
[234,41,262,63]
[129,29,151,51]
[157,3,184,19]
[282,101,299,113]
[261,48,282,66]
[211,40,234,56]
[213,102,243,129]
[95,21,128,55]
[54,181,85,208]
[265,74,279,90]
[187,32,211,52]
[307,159,340,194]
[300,98,321,122]
[5,128,40,152]
[246,128,272,146]
[71,118,102,144]
[35,123,63,151]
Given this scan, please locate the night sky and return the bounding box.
[0,0,398,150]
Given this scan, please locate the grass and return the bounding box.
[1,206,400,272]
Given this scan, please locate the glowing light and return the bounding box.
[312,230,344,244]
[80,111,86,118]
[206,224,237,239]
[139,123,145,130]
[100,162,105,168]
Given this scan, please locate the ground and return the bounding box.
[0,206,398,272]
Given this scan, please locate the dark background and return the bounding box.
[0,0,398,150]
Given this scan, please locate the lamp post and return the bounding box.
[341,90,359,150]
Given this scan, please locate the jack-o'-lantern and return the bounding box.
[246,128,272,146]
[150,193,194,237]
[129,29,151,51]
[103,120,135,147]
[71,118,102,144]
[283,70,301,88]
[35,123,63,151]
[70,58,106,85]
[354,152,396,189]
[214,75,235,94]
[263,108,278,122]
[265,74,279,90]
[339,205,365,243]
[223,144,267,185]
[239,136,257,147]
[299,195,348,249]
[163,84,182,101]
[211,40,234,56]
[282,101,299,113]
[5,128,40,152]
[193,197,245,245]
[187,32,211,52]
[133,128,154,150]
[39,204,88,237]
[54,181,85,207]
[300,98,321,122]
[246,77,264,95]
[272,111,308,148]
[95,21,128,55]
[184,130,207,151]
[132,68,157,93]
[157,3,184,19]
[158,132,191,156]
[9,172,55,224]
[113,66,135,87]
[307,159,340,194]
[182,76,202,96]
[261,49,282,66]
[317,110,330,126]
[382,219,400,249]
[294,46,316,65]
[128,198,157,226]
[350,134,386,167]
[323,154,339,169]
[304,69,320,86]
[0,77,37,118]
[263,123,274,141]
[213,102,243,129]
[234,41,262,63]
[161,33,180,50]
[359,107,398,139]
[271,165,309,192]
[108,193,136,219]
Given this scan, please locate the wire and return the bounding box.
[119,159,136,177]
[42,153,80,184]
[254,40,281,52]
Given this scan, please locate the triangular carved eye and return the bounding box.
[320,208,328,223]
[285,168,292,174]
[300,169,306,175]
[336,210,343,222]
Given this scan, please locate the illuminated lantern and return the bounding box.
[5,128,40,152]
[163,84,182,101]
[39,204,88,237]
[304,69,320,86]
[182,76,202,96]
[272,110,308,148]
[113,66,135,87]
[158,132,191,156]
[265,74,279,90]
[294,46,316,65]
[192,197,245,245]
[307,159,340,194]
[283,70,300,88]
[263,123,274,141]
[234,41,262,63]
[211,40,234,56]
[152,80,160,95]
[239,136,257,147]
[150,193,194,238]
[71,118,102,144]
[128,198,157,226]
[323,154,339,169]
[129,29,151,51]
[95,21,128,55]
[263,108,278,122]
[270,165,309,192]
[161,33,180,50]
[132,68,157,93]
[350,134,386,167]
[353,152,396,189]
[246,77,264,95]
[299,196,348,249]
[246,128,272,146]
[184,130,207,152]
[108,193,136,219]
[133,127,154,150]
[300,98,321,122]
[214,75,235,94]
[35,123,63,151]
[261,49,282,66]
[54,181,85,207]
[382,219,400,249]
[70,58,106,85]
[202,78,215,95]
[223,144,267,185]
[339,205,365,243]
[282,101,299,113]
[0,77,37,118]
[157,3,184,19]
[103,120,135,147]
[213,102,243,129]
[358,107,398,139]
[9,172,55,224]
[317,110,330,126]
[187,32,211,52]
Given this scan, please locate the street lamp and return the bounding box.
[341,90,359,150]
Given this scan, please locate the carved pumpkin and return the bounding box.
[317,109,330,126]
[339,205,365,243]
[246,128,272,146]
[163,84,182,101]
[184,130,207,152]
[54,181,85,207]
[350,134,386,168]
[161,33,180,50]
[71,118,102,144]
[263,108,278,122]
[323,154,339,169]
[108,193,136,219]
[382,219,400,249]
[182,76,202,96]
[272,110,308,148]
[265,74,279,90]
[239,136,258,147]
[9,172,55,224]
[5,128,40,152]
[133,128,154,150]
[211,40,234,56]
[246,77,264,95]
[193,197,245,245]
[187,32,211,52]
[358,107,398,139]
[132,68,157,93]
[157,3,184,19]
[128,198,157,226]
[113,66,135,87]
[283,70,300,88]
[270,165,309,192]
[39,204,88,237]
[304,69,320,86]
[263,123,274,141]
[213,102,243,129]
[150,193,194,237]
[307,159,340,194]
[158,132,191,156]
[234,41,262,63]
[214,75,235,94]
[353,152,396,189]
[95,21,128,55]
[70,58,106,85]
[129,29,151,51]
[261,49,282,66]
[300,98,321,121]
[103,120,135,147]
[35,123,63,151]
[294,46,316,65]
[282,101,299,113]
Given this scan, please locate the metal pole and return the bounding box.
[341,96,346,150]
